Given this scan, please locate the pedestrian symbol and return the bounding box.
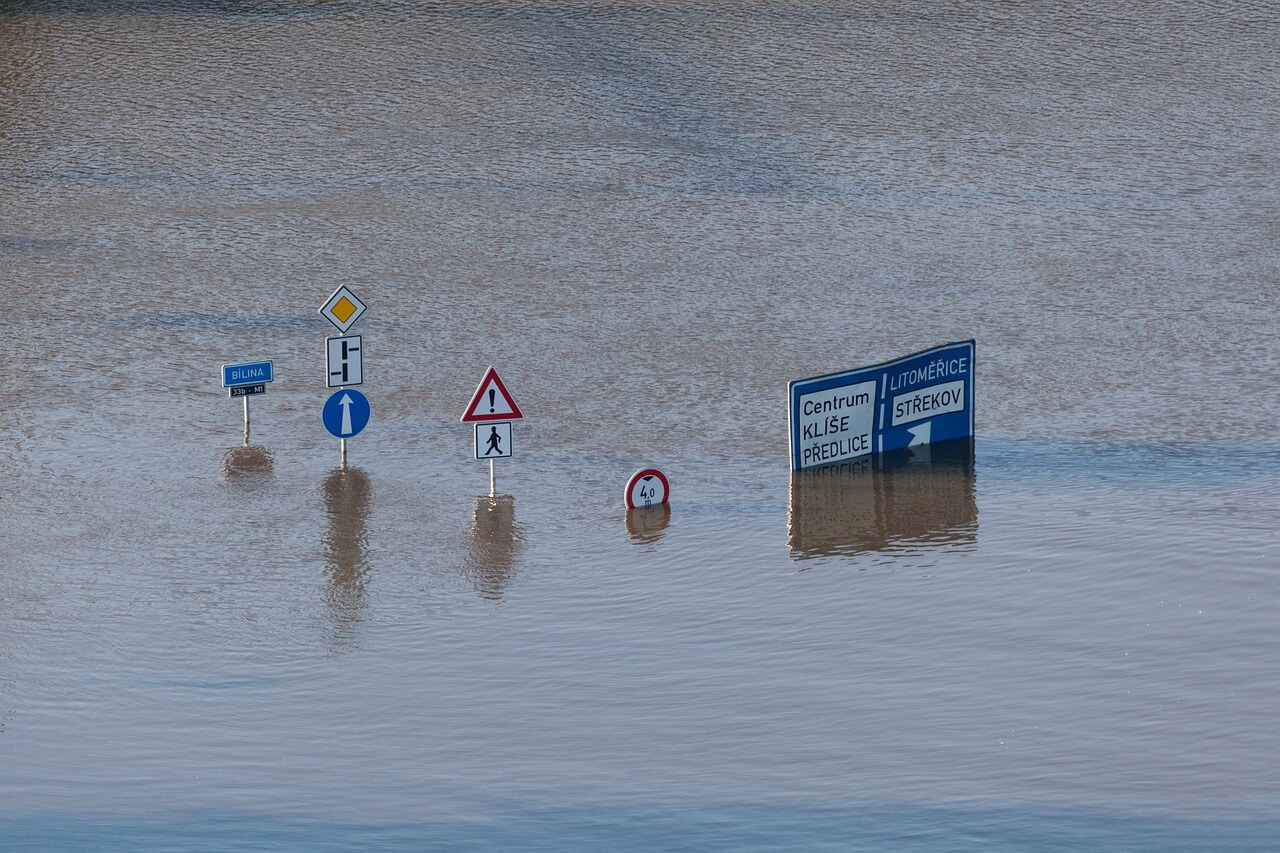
[474,421,512,459]
[484,426,502,455]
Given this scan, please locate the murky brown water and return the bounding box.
[3,1,1279,848]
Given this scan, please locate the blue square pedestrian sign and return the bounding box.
[788,341,975,470]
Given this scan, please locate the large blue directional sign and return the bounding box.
[222,360,274,388]
[789,340,975,470]
[322,388,371,439]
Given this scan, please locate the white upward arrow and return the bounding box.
[339,393,353,435]
[907,420,931,447]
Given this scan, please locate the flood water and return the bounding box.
[3,1,1280,849]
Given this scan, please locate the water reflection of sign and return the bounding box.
[626,505,671,545]
[220,445,274,485]
[788,438,977,560]
[788,340,975,470]
[464,494,523,600]
[323,466,372,640]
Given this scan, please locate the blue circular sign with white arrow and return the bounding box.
[322,388,371,438]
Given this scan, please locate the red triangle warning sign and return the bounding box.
[461,367,524,422]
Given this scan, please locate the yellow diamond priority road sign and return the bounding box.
[318,285,367,333]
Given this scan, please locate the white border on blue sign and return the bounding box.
[221,360,274,388]
[788,340,975,470]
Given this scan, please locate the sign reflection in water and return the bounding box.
[464,494,523,600]
[625,505,671,546]
[788,438,977,560]
[323,466,372,642]
[219,445,274,487]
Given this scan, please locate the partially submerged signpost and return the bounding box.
[322,387,371,463]
[625,468,669,510]
[461,367,523,497]
[624,468,671,544]
[788,340,975,470]
[319,286,370,467]
[221,359,274,444]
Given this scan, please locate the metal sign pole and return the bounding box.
[243,396,251,444]
[489,458,495,497]
[340,438,348,469]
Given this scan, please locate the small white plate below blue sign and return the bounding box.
[788,340,975,470]
[323,388,371,438]
[222,360,274,388]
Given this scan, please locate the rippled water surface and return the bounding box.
[3,1,1279,849]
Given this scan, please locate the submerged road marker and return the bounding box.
[323,388,371,467]
[318,286,370,466]
[462,367,523,496]
[625,468,670,510]
[221,359,274,444]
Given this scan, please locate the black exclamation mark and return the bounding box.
[488,388,496,413]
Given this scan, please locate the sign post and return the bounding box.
[474,422,514,495]
[318,287,369,466]
[788,341,975,470]
[322,388,371,467]
[461,367,523,496]
[221,360,274,444]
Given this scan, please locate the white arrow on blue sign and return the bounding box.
[322,388,371,438]
[788,340,975,470]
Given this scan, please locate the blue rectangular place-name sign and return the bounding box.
[222,360,274,388]
[788,340,975,471]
